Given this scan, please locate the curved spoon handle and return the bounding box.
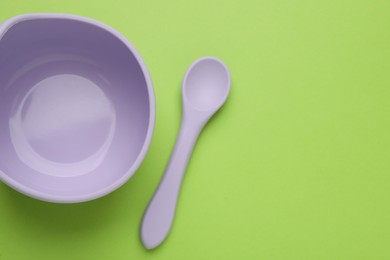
[141,118,203,249]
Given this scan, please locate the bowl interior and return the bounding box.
[0,17,152,202]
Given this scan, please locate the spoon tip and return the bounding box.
[183,56,231,112]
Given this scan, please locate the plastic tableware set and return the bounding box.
[0,13,231,249]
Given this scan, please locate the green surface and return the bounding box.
[1,0,390,259]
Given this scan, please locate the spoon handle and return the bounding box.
[141,118,203,249]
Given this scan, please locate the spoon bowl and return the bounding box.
[183,57,231,112]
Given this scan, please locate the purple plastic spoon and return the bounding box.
[141,57,231,249]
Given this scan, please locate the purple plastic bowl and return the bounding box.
[0,14,155,203]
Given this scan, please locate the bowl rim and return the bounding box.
[0,13,156,203]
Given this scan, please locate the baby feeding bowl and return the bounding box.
[0,14,155,203]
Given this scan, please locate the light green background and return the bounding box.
[1,0,390,259]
